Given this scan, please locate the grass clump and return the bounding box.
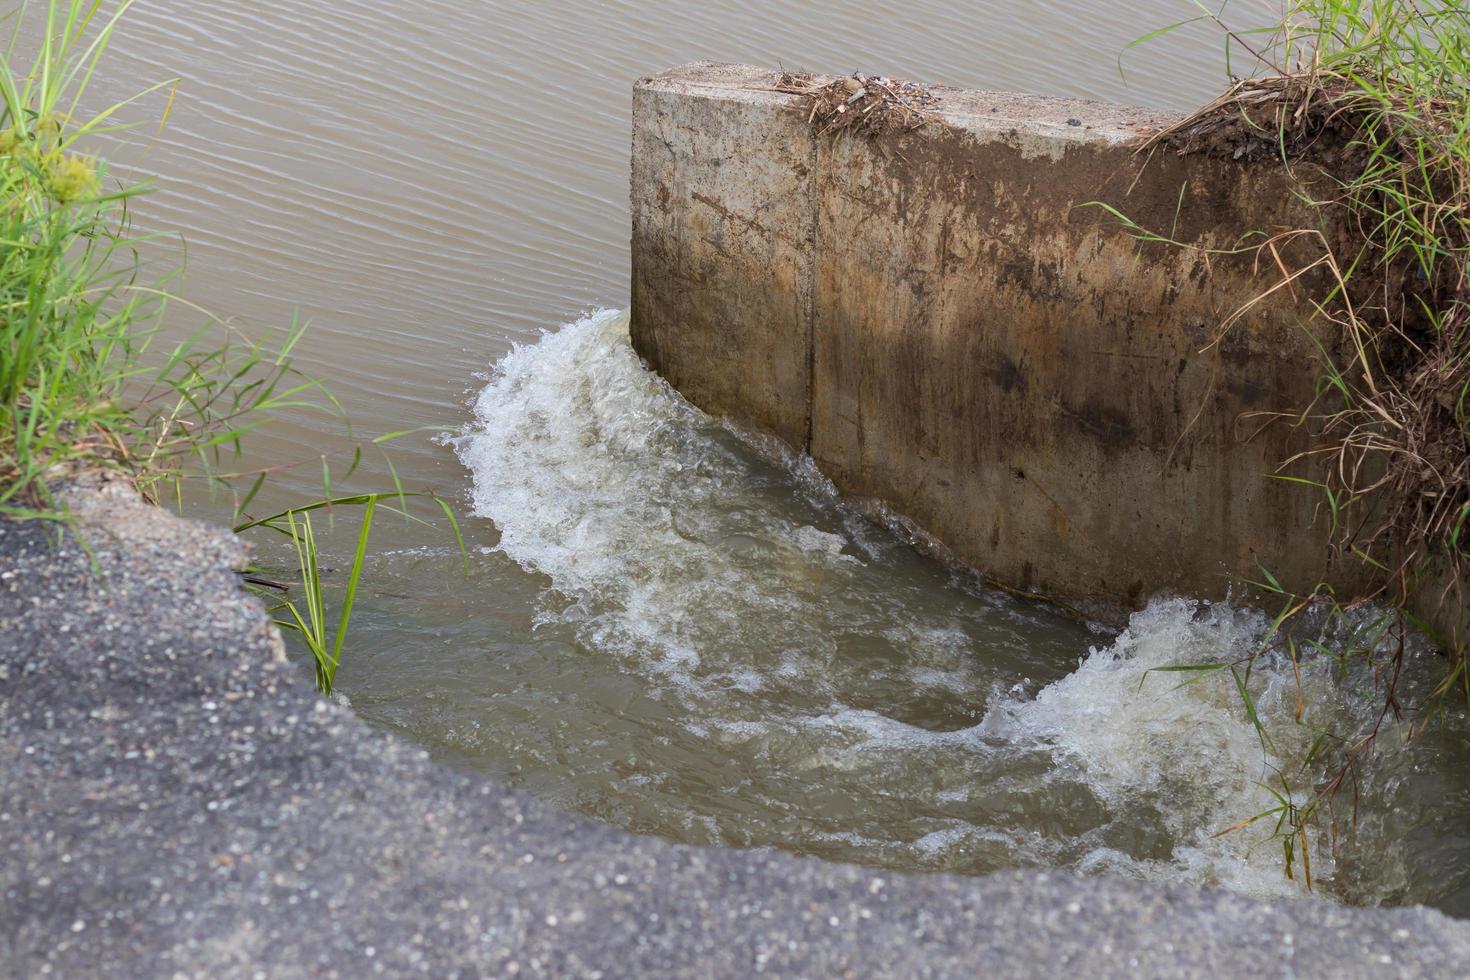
[1117,0,1470,886]
[1143,0,1470,651]
[0,0,166,510]
[0,0,324,517]
[0,1,462,695]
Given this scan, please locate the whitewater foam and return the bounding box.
[450,309,1465,908]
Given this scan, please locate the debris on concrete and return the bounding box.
[773,70,940,137]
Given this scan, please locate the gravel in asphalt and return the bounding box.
[3,476,1469,978]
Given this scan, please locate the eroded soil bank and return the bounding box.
[3,480,1470,977]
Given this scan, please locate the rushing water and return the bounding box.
[77,2,1470,913]
[429,310,1470,909]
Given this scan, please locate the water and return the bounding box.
[431,310,1470,908]
[77,3,1470,912]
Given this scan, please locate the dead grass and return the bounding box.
[772,70,941,138]
[1117,1,1470,889]
[1147,66,1470,652]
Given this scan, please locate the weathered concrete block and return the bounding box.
[631,64,816,449]
[629,63,1404,620]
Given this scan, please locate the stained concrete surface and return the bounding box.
[629,64,1452,631]
[3,479,1470,977]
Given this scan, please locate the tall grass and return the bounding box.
[1,0,161,509]
[0,1,463,695]
[1119,0,1470,886]
[0,1,334,514]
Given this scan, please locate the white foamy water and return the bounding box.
[449,310,1469,908]
[985,599,1369,898]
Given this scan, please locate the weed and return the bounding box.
[0,2,463,695]
[236,493,465,696]
[1117,0,1470,885]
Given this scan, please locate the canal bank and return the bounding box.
[4,479,1470,977]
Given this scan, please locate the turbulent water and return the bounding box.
[437,310,1470,911]
[79,0,1470,916]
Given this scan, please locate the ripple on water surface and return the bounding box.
[343,311,1470,913]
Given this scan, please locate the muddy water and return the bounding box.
[86,3,1470,911]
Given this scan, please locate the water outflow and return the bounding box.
[450,309,1470,911]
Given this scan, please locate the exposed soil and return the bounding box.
[1146,76,1470,624]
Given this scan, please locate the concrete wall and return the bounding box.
[630,63,1459,635]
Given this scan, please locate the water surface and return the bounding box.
[76,2,1470,912]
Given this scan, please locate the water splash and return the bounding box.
[448,309,1469,909]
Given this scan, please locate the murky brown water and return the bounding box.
[73,1,1470,912]
[96,0,1230,506]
